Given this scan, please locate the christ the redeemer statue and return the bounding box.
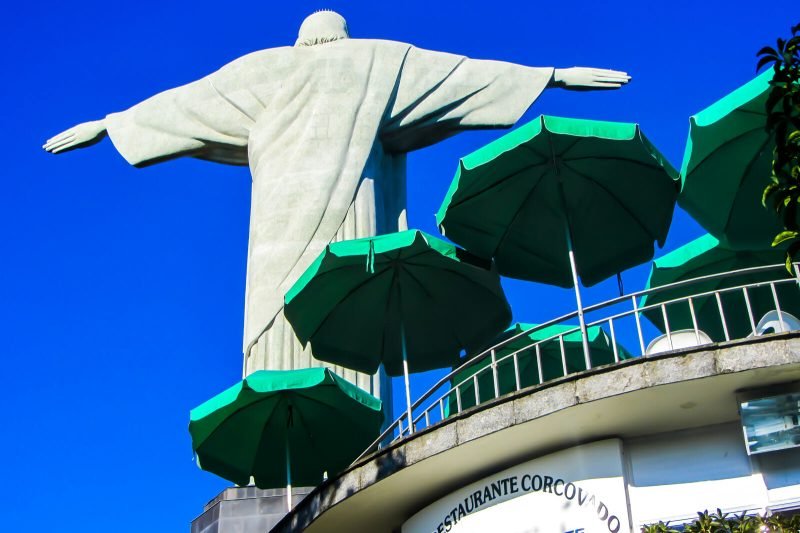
[44,11,630,407]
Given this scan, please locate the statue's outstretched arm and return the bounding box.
[43,119,107,154]
[549,67,631,91]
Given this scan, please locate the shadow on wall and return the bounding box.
[756,446,800,490]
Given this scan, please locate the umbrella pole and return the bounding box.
[564,225,592,370]
[285,430,292,511]
[551,136,591,370]
[400,320,414,435]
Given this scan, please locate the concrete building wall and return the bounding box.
[626,423,767,525]
[191,486,312,533]
[625,422,800,526]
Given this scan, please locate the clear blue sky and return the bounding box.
[1,1,794,530]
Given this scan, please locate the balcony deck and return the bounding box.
[272,330,800,533]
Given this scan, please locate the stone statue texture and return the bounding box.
[44,11,630,414]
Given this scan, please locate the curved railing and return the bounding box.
[353,263,800,463]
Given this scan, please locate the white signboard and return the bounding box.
[402,439,631,533]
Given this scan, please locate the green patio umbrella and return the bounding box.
[189,368,383,510]
[436,115,679,364]
[284,229,511,432]
[678,69,780,250]
[640,233,800,342]
[449,322,631,413]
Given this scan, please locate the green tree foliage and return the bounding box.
[760,23,800,270]
[642,508,800,533]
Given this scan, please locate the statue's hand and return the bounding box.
[43,120,107,154]
[551,67,631,91]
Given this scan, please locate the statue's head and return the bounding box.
[295,10,349,47]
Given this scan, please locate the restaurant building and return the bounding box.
[269,331,800,532]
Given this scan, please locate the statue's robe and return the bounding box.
[104,38,553,421]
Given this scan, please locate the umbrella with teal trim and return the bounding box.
[284,229,511,432]
[189,368,383,510]
[640,233,800,341]
[678,70,780,250]
[449,322,631,413]
[436,115,678,364]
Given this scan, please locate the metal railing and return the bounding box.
[353,263,800,463]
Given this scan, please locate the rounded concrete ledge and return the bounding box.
[272,333,800,533]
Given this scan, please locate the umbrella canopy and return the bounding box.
[189,367,383,489]
[450,322,631,413]
[436,114,679,287]
[640,233,800,342]
[284,229,511,377]
[678,69,780,250]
